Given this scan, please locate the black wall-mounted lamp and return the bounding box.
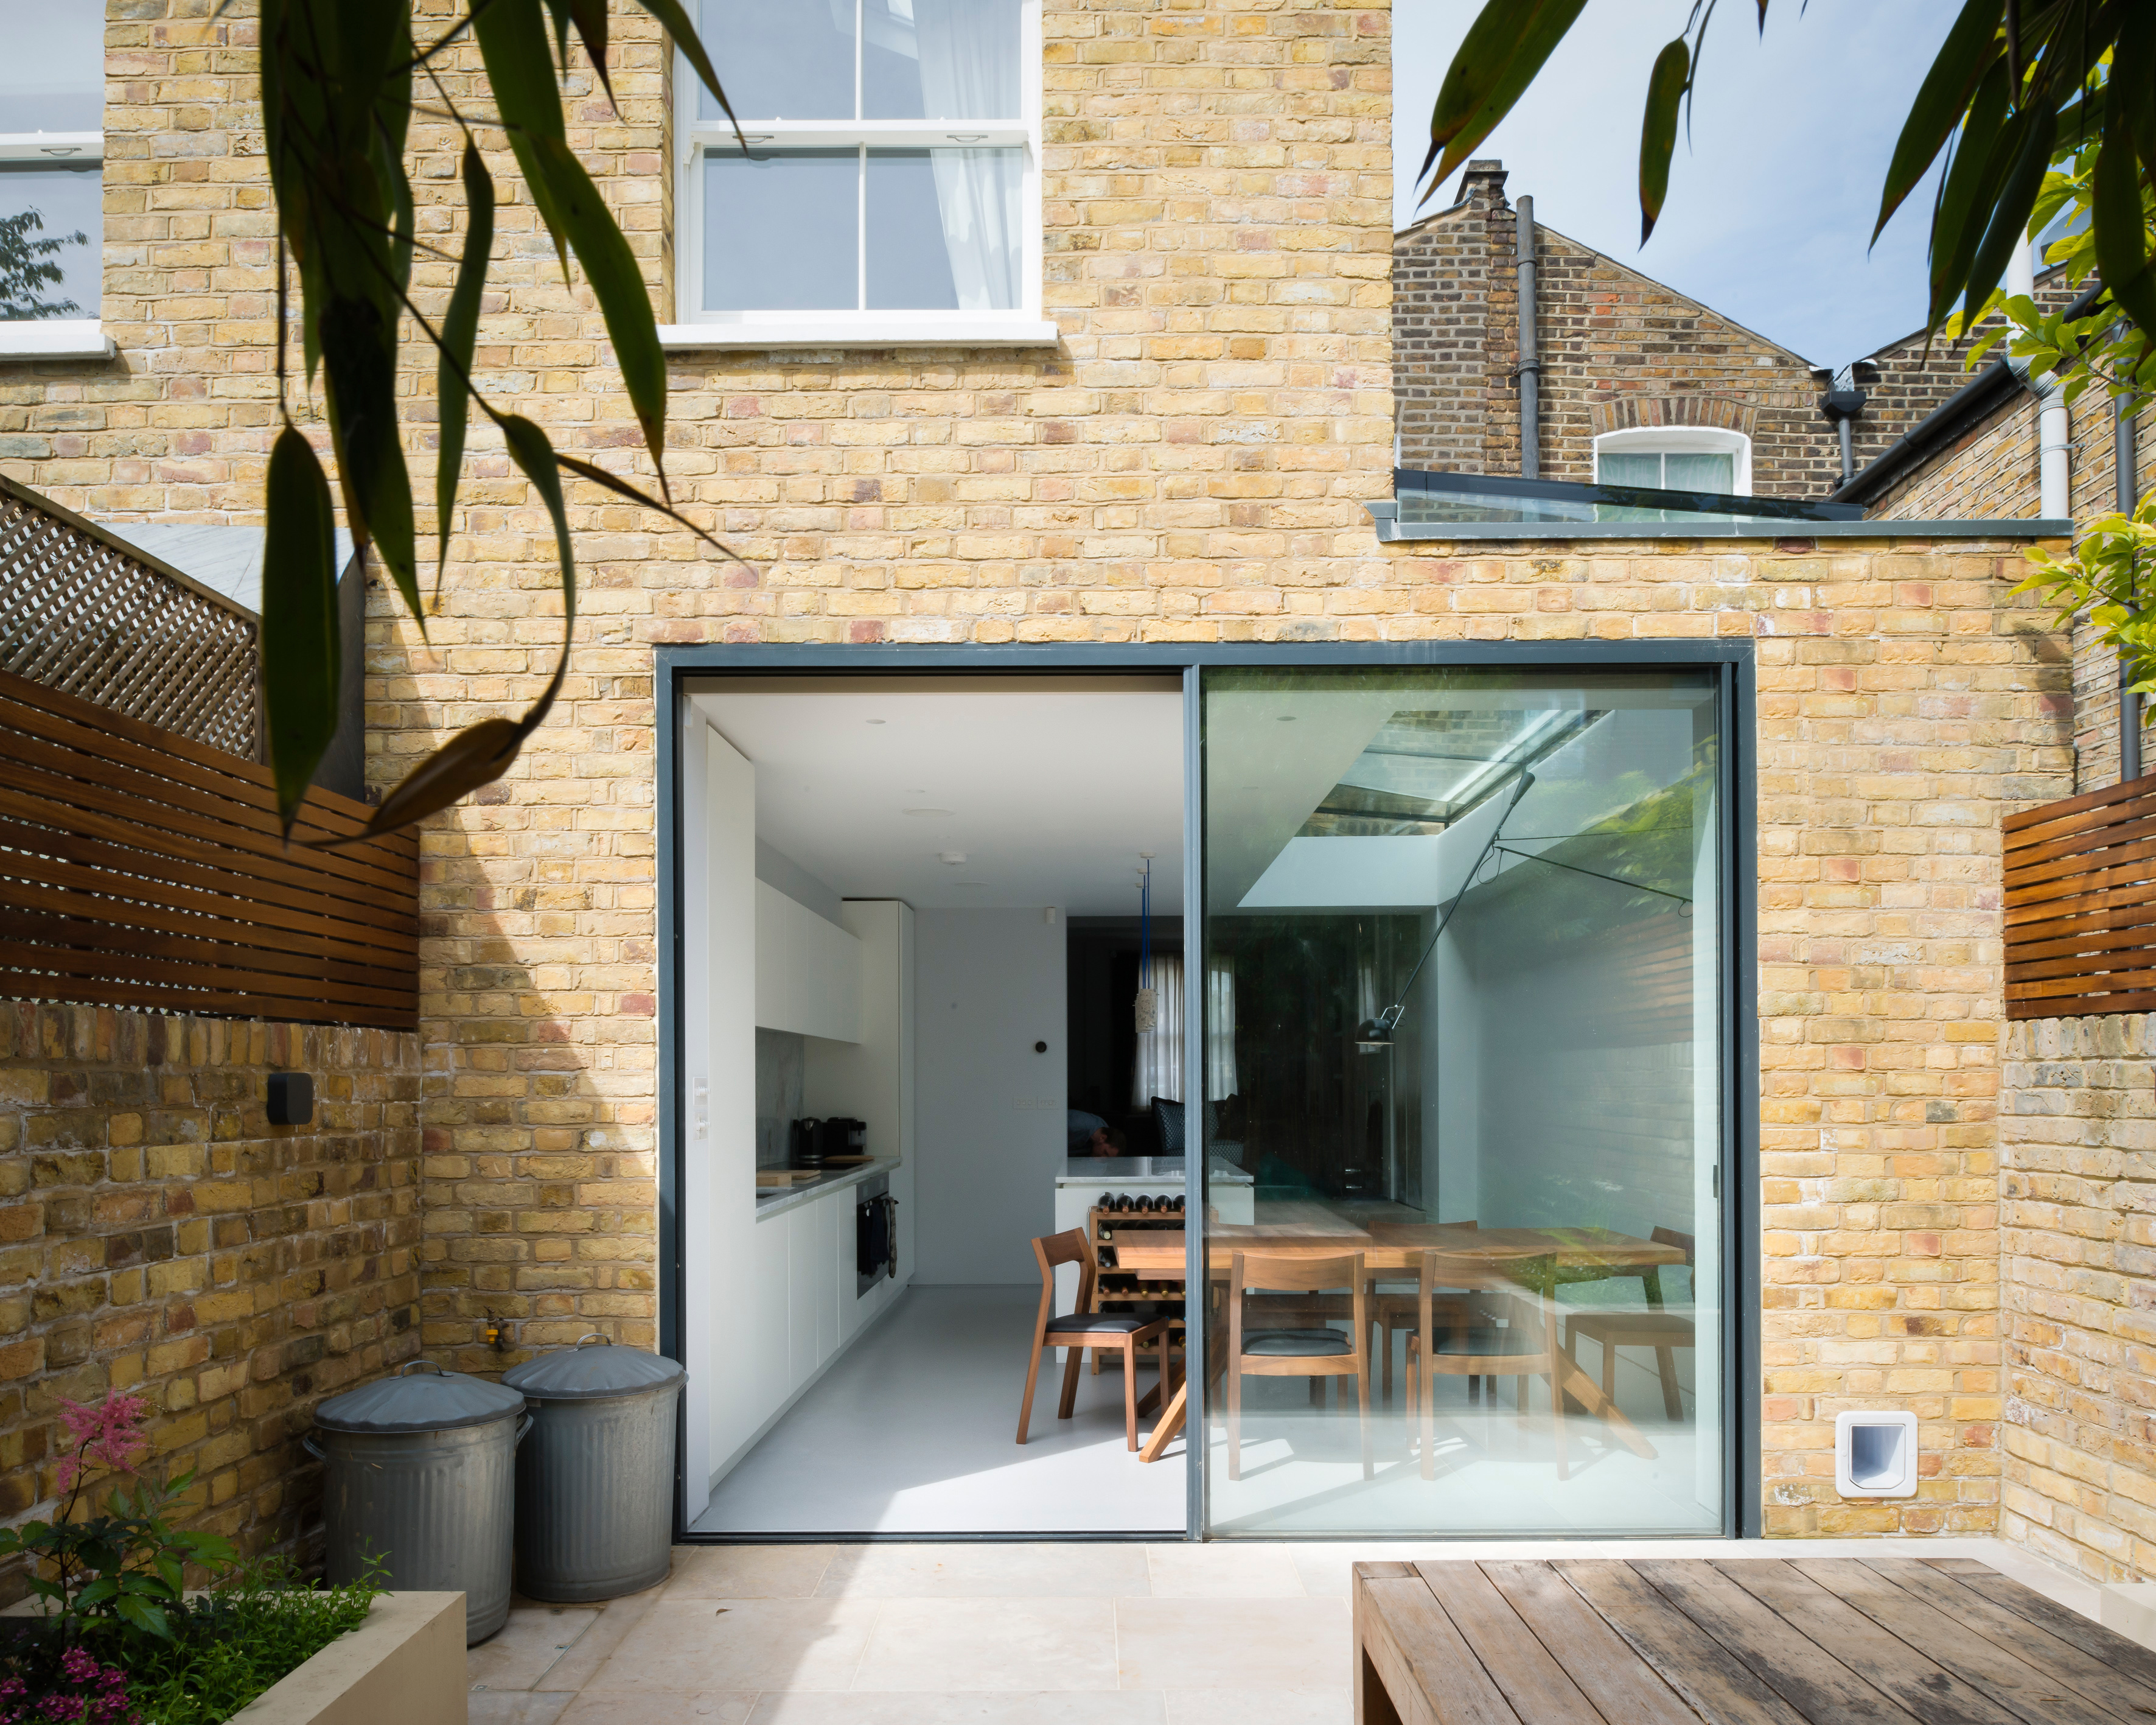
[266,1071,315,1126]
[1354,771,1535,1051]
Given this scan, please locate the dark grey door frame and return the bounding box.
[654,640,1760,1542]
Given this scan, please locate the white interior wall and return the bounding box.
[1418,927,1481,1223]
[912,908,1067,1285]
[683,721,758,1516]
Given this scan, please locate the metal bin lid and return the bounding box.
[313,1359,526,1434]
[503,1334,688,1401]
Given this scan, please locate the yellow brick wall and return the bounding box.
[2000,1015,2156,1581]
[0,0,2093,1542]
[0,1007,420,1598]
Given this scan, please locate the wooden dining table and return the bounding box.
[1105,1222,1689,1464]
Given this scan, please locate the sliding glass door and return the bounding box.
[1196,665,1729,1536]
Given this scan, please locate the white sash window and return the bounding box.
[668,0,1052,350]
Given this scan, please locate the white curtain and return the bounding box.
[915,0,1023,310]
[1206,954,1237,1101]
[1131,954,1240,1107]
[1132,954,1185,1108]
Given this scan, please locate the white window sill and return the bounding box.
[659,318,1058,352]
[0,320,114,362]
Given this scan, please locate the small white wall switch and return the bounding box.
[692,1077,710,1142]
[1834,1410,1918,1497]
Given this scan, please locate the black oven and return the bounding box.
[856,1174,896,1296]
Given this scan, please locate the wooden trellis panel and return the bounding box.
[2004,774,2156,1020]
[0,669,416,1030]
[0,472,260,757]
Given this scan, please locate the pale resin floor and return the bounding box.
[692,1282,1722,1538]
[466,1538,2104,1725]
[692,1284,1187,1536]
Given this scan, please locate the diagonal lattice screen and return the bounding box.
[0,475,259,758]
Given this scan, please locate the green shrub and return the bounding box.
[122,1561,382,1725]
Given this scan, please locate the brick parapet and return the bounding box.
[2000,1013,2156,1581]
[0,1006,421,1600]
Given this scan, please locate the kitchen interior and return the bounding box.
[674,668,1722,1540]
[677,675,1192,1536]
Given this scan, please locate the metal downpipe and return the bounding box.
[1515,195,1540,480]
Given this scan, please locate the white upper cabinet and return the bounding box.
[755,881,863,1042]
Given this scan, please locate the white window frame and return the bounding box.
[1593,425,1752,497]
[662,0,1053,350]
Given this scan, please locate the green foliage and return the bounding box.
[2013,495,2156,709]
[0,1470,237,1646]
[122,1560,383,1725]
[1947,88,2156,405]
[0,208,86,320]
[259,2,744,839]
[1421,0,2156,379]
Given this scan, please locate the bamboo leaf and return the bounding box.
[499,413,577,636]
[320,294,420,622]
[523,136,669,485]
[1638,39,1688,246]
[473,0,570,262]
[555,450,748,564]
[2094,93,2156,339]
[1874,0,2005,245]
[1961,100,2055,329]
[1422,0,1592,196]
[636,0,733,121]
[352,718,529,839]
[2118,5,2156,186]
[438,139,495,584]
[260,425,341,833]
[1925,60,2013,331]
[571,0,613,108]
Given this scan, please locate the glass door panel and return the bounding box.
[1198,666,1727,1536]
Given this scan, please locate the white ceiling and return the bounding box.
[688,676,1185,915]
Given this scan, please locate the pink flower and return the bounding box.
[52,1393,148,1494]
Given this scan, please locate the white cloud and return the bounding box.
[1393,0,1959,367]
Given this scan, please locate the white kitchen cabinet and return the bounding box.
[756,882,862,1041]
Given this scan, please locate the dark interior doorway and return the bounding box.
[1067,915,1182,1156]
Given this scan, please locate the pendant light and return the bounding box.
[1134,854,1158,1032]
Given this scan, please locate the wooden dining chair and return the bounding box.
[1560,1225,1695,1421]
[1369,1219,1480,1404]
[1224,1251,1371,1482]
[1017,1228,1173,1452]
[1403,1251,1569,1480]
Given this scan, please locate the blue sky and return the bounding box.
[1392,1,1959,370]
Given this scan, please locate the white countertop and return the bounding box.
[756,1155,899,1220]
[1056,1155,1254,1187]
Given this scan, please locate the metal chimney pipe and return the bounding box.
[1515,195,1541,480]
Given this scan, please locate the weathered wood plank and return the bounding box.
[1795,1559,2138,1725]
[1711,1561,2031,1725]
[1414,1563,1603,1725]
[1478,1561,1695,1724]
[2004,772,2156,835]
[1552,1560,1806,1725]
[1924,1562,2156,1691]
[1358,1573,1518,1725]
[1859,1562,2156,1719]
[1632,1559,1924,1723]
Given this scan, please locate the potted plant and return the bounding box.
[0,1392,452,1725]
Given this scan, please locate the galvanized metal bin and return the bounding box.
[503,1335,686,1601]
[310,1360,527,1644]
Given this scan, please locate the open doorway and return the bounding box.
[674,674,1187,1536]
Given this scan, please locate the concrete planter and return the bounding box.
[228,1592,466,1725]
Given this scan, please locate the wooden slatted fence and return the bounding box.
[0,668,417,1030]
[0,472,260,757]
[2004,774,2156,1020]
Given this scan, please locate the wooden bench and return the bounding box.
[1354,1555,2156,1724]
